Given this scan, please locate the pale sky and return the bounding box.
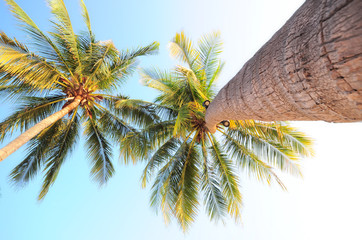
[0,1,361,239]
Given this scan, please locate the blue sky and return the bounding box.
[1,1,362,240]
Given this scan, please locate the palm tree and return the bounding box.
[0,0,158,199]
[205,0,362,133]
[121,32,314,231]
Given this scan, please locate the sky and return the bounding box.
[1,0,362,239]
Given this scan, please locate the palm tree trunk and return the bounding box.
[0,96,82,161]
[205,0,362,133]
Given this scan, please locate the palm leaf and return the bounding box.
[38,112,79,200]
[47,0,81,70]
[174,139,200,231]
[112,97,159,127]
[168,31,200,71]
[227,124,302,176]
[200,139,227,221]
[208,133,242,221]
[122,41,159,60]
[0,84,42,101]
[206,61,224,95]
[9,120,64,187]
[4,0,73,73]
[197,32,223,85]
[222,131,286,190]
[94,42,159,89]
[80,0,93,40]
[0,32,68,89]
[120,120,175,163]
[0,95,66,142]
[149,140,196,227]
[175,65,207,102]
[140,68,174,94]
[84,117,115,186]
[97,108,134,143]
[141,137,180,188]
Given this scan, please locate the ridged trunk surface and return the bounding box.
[205,0,362,133]
[0,97,81,161]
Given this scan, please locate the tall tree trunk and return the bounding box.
[0,96,82,161]
[205,0,362,133]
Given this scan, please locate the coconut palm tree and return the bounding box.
[120,31,314,231]
[0,0,158,199]
[205,0,362,133]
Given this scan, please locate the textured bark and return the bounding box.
[0,96,81,161]
[205,0,362,133]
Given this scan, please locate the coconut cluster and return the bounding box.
[60,76,104,118]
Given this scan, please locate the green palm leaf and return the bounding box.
[113,98,159,127]
[0,35,65,90]
[84,117,115,186]
[98,108,134,143]
[197,31,223,86]
[227,124,302,176]
[80,0,93,41]
[208,134,242,221]
[0,84,42,100]
[38,112,80,200]
[4,0,72,72]
[120,120,175,163]
[47,0,81,70]
[141,137,180,187]
[0,95,66,141]
[222,131,286,189]
[200,139,227,221]
[174,140,200,231]
[149,140,193,226]
[9,120,64,187]
[168,31,200,71]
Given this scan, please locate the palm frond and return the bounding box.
[84,117,115,186]
[141,137,180,187]
[97,108,134,143]
[222,131,286,190]
[86,41,119,86]
[200,139,227,221]
[208,133,242,221]
[234,120,313,157]
[92,41,159,89]
[206,61,224,96]
[140,68,174,93]
[120,120,175,163]
[149,140,199,230]
[9,120,64,187]
[277,124,314,157]
[80,0,93,40]
[0,31,28,52]
[38,112,80,200]
[174,138,200,231]
[5,0,72,73]
[197,32,223,85]
[122,41,159,60]
[141,68,184,108]
[0,32,66,89]
[227,123,303,176]
[175,65,207,103]
[47,0,81,70]
[0,84,41,101]
[150,142,186,224]
[0,95,66,142]
[173,105,191,138]
[112,97,159,127]
[168,31,200,71]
